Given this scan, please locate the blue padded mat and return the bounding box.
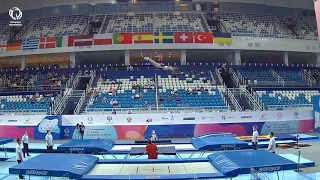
[0,138,13,145]
[57,139,115,153]
[209,150,297,177]
[130,146,176,155]
[191,136,248,150]
[9,154,98,178]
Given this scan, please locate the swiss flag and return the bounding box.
[174,32,193,43]
[194,32,213,43]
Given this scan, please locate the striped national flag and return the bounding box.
[22,38,40,50]
[73,34,94,46]
[93,34,112,45]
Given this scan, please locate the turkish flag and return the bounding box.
[194,32,213,43]
[174,32,193,43]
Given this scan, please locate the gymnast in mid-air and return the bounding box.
[144,57,179,73]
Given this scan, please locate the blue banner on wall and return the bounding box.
[313,95,320,132]
[34,116,61,140]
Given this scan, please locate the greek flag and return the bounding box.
[22,38,40,50]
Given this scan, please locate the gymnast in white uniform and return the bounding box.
[150,130,158,141]
[144,57,178,73]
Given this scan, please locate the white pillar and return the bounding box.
[196,4,201,11]
[69,52,76,68]
[283,52,289,66]
[21,56,26,70]
[180,49,186,65]
[234,50,241,65]
[125,50,130,66]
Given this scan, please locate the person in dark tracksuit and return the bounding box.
[79,122,85,139]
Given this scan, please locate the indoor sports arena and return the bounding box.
[1,0,320,179]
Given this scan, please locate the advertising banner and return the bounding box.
[61,110,313,126]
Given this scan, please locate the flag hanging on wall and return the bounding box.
[93,34,113,45]
[113,33,132,44]
[6,40,22,51]
[174,32,193,43]
[133,32,154,44]
[73,34,94,46]
[213,32,232,44]
[154,32,174,43]
[22,38,40,50]
[40,36,69,49]
[193,32,213,43]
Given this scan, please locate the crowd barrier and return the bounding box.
[0,110,314,140]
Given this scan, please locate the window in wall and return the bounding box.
[192,4,197,11]
[200,4,207,11]
[179,3,188,11]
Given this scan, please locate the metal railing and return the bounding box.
[215,68,226,88]
[0,109,48,115]
[314,69,320,78]
[252,90,265,110]
[269,69,284,87]
[86,106,229,114]
[230,88,263,111]
[27,74,37,87]
[72,70,82,89]
[66,73,74,88]
[0,85,61,92]
[0,75,7,88]
[54,89,72,115]
[226,88,242,111]
[74,90,85,115]
[302,70,316,87]
[230,68,240,87]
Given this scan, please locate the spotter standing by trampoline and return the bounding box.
[15,138,25,179]
[252,125,259,150]
[22,131,30,158]
[45,130,54,153]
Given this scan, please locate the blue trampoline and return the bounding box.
[57,139,115,153]
[9,154,98,179]
[191,136,248,150]
[209,150,298,177]
[0,138,13,161]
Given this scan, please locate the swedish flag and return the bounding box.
[154,32,174,43]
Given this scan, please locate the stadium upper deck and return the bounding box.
[0,12,317,41]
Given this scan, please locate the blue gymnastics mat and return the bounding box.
[191,136,248,150]
[57,139,115,153]
[9,154,98,179]
[209,150,298,177]
[0,138,13,145]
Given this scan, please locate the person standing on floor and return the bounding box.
[79,122,85,139]
[252,125,259,150]
[16,138,25,179]
[267,132,276,153]
[22,131,30,158]
[45,130,54,153]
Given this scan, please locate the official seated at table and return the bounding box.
[150,130,158,141]
[144,139,158,159]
